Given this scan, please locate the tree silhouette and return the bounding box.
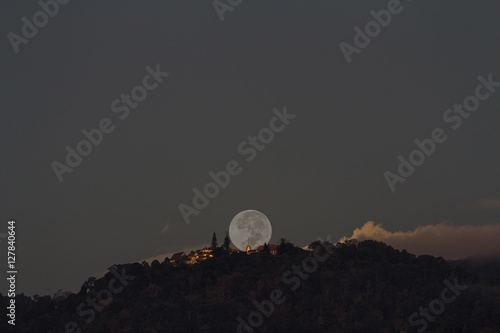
[78,276,96,295]
[277,237,298,255]
[4,239,500,333]
[308,240,322,250]
[211,231,218,250]
[223,231,230,251]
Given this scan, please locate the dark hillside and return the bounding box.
[3,240,500,333]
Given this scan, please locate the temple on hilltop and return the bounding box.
[169,251,186,264]
[245,239,257,254]
[168,239,278,266]
[169,249,213,265]
[256,244,278,255]
[243,240,278,255]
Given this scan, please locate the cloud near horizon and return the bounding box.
[341,221,500,260]
[465,198,500,211]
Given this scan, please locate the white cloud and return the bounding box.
[341,221,500,259]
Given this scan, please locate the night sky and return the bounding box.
[2,0,500,297]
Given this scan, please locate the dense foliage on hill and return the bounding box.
[2,240,500,332]
[448,255,500,281]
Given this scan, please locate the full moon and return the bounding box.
[229,210,272,251]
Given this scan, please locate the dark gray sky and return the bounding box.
[2,0,500,296]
